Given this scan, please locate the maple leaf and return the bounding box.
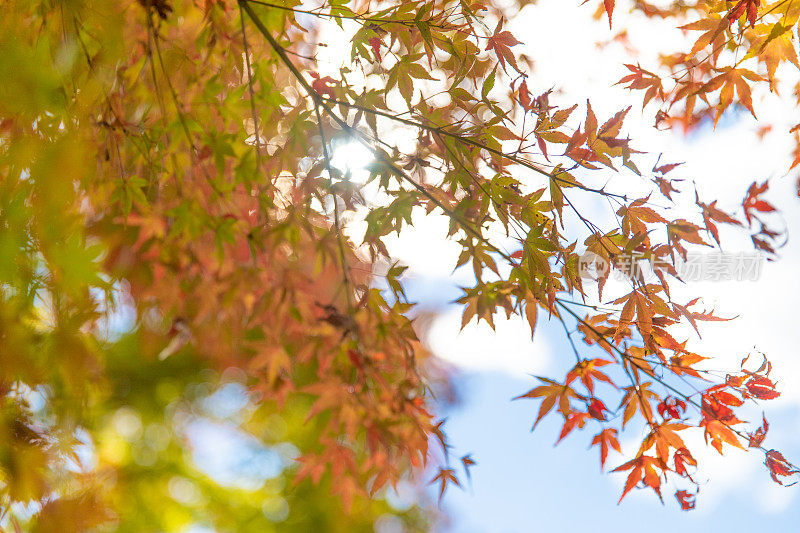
[675,489,696,511]
[591,428,621,469]
[565,358,615,393]
[701,68,761,122]
[669,350,709,379]
[742,180,775,226]
[613,455,665,503]
[517,79,532,111]
[430,467,461,503]
[582,400,605,423]
[619,382,658,427]
[657,396,686,420]
[603,0,615,28]
[654,175,681,200]
[764,450,800,486]
[702,419,744,454]
[674,447,697,479]
[727,0,761,27]
[431,419,451,459]
[681,15,728,60]
[701,388,742,426]
[764,450,799,485]
[617,198,667,237]
[310,72,337,99]
[368,37,382,61]
[557,411,590,442]
[461,454,476,482]
[746,22,800,86]
[295,453,329,485]
[749,414,769,448]
[641,423,690,464]
[672,299,732,337]
[653,160,683,175]
[697,198,741,245]
[515,377,582,429]
[744,375,780,400]
[613,289,666,340]
[484,19,521,73]
[618,64,664,107]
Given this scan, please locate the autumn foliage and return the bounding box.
[1,0,799,529]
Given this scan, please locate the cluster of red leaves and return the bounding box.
[727,0,761,27]
[623,0,800,211]
[519,318,795,509]
[584,4,800,495]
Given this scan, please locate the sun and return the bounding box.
[330,140,374,184]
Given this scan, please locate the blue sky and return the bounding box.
[437,369,800,532]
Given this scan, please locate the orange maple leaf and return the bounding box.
[515,377,582,429]
[613,455,665,503]
[603,0,615,28]
[591,428,621,469]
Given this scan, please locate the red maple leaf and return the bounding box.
[765,450,799,485]
[675,489,696,510]
[657,396,687,420]
[518,79,532,112]
[745,375,780,400]
[701,388,741,423]
[587,398,608,421]
[748,414,769,448]
[727,0,761,27]
[613,455,665,503]
[742,180,775,226]
[557,411,589,442]
[674,447,697,479]
[368,37,382,61]
[484,19,521,73]
[603,0,615,28]
[461,454,476,482]
[310,72,337,100]
[566,358,615,393]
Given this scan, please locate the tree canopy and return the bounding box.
[1,0,799,529]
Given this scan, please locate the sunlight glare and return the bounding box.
[330,140,374,184]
